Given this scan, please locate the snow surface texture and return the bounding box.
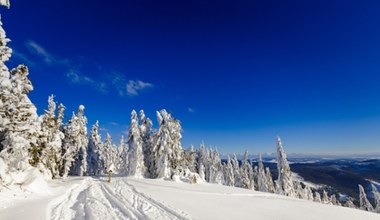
[0,177,378,220]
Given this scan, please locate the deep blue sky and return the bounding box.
[2,0,380,155]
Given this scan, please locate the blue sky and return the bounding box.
[2,0,380,155]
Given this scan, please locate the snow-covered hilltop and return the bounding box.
[0,1,379,219]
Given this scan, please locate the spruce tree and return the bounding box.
[127,110,145,177]
[275,136,295,197]
[61,105,88,177]
[371,184,380,213]
[359,184,374,212]
[257,154,268,192]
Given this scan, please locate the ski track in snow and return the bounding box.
[47,177,191,220]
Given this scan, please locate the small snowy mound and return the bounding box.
[12,168,50,195]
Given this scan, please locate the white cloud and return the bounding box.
[188,107,195,113]
[65,69,108,93]
[25,40,54,64]
[126,80,154,96]
[25,40,69,66]
[12,49,35,66]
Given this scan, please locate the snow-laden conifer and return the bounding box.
[87,121,104,176]
[275,136,295,197]
[127,110,145,177]
[38,95,64,178]
[61,105,88,177]
[371,184,380,213]
[151,110,184,179]
[265,167,275,193]
[257,154,268,192]
[359,184,374,212]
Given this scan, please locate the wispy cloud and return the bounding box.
[66,69,108,93]
[12,49,35,66]
[126,80,154,96]
[20,40,155,97]
[188,107,195,113]
[25,40,54,64]
[24,40,69,66]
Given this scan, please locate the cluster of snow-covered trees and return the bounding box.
[0,1,378,214]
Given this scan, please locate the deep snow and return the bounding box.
[0,177,378,220]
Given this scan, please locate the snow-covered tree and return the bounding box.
[224,156,235,186]
[371,184,380,213]
[304,185,314,201]
[322,190,330,204]
[314,192,322,203]
[344,197,356,208]
[265,167,275,193]
[0,0,10,8]
[38,95,64,178]
[127,110,145,177]
[359,184,374,212]
[87,121,104,176]
[103,133,118,173]
[240,150,252,189]
[139,110,153,176]
[0,10,12,154]
[118,135,128,175]
[184,145,197,173]
[275,136,295,197]
[61,105,88,177]
[330,194,340,206]
[0,65,40,174]
[231,154,242,187]
[196,143,208,181]
[208,149,223,184]
[257,154,268,192]
[151,110,184,179]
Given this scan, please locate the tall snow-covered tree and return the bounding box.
[1,65,40,174]
[151,110,184,179]
[196,143,208,181]
[184,145,197,173]
[139,110,153,176]
[371,184,380,213]
[359,184,374,212]
[61,105,88,177]
[208,149,223,184]
[118,135,128,175]
[127,110,145,177]
[103,133,118,173]
[0,11,12,154]
[304,185,314,201]
[38,95,64,178]
[224,156,235,186]
[257,154,268,192]
[265,167,275,193]
[240,150,252,189]
[275,136,295,197]
[231,154,242,187]
[87,121,104,176]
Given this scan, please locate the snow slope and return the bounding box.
[0,177,378,220]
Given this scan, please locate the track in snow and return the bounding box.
[48,177,192,220]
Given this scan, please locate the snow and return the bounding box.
[0,0,10,8]
[1,177,378,220]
